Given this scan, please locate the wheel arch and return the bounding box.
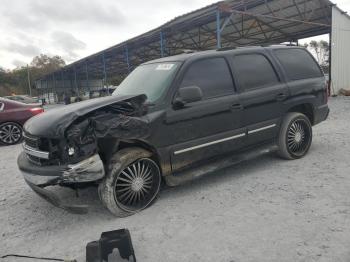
[97,138,164,175]
[286,103,315,125]
[118,140,161,166]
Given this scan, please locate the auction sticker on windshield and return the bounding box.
[155,64,175,70]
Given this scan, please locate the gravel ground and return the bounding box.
[1,97,350,262]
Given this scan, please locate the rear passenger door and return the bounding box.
[230,52,289,145]
[165,57,245,172]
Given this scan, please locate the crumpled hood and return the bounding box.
[24,94,146,138]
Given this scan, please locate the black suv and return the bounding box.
[18,46,329,217]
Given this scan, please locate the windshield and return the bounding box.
[113,62,180,103]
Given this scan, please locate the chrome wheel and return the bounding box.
[114,158,161,212]
[287,119,311,157]
[0,123,22,145]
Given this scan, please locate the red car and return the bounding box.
[0,98,44,145]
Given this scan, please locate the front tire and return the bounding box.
[98,147,161,217]
[0,122,23,145]
[277,113,312,160]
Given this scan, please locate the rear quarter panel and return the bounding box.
[285,77,326,108]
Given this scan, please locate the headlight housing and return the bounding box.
[68,147,75,156]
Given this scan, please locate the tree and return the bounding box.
[30,54,65,75]
[0,54,66,96]
[308,40,329,66]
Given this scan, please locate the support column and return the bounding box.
[74,67,79,97]
[124,45,130,73]
[85,61,90,97]
[102,52,109,94]
[46,79,50,104]
[216,9,221,49]
[160,31,165,57]
[52,73,57,103]
[40,79,43,102]
[61,71,65,89]
[328,32,332,95]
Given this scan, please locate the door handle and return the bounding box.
[231,103,243,110]
[276,93,287,101]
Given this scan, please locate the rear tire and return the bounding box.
[0,122,23,145]
[277,113,312,160]
[98,147,161,217]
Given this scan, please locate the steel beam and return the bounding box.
[46,79,50,104]
[227,7,331,28]
[85,61,90,94]
[61,71,64,90]
[160,31,165,57]
[52,73,56,103]
[74,66,79,96]
[216,9,221,48]
[102,52,109,94]
[124,45,131,73]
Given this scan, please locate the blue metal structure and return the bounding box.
[216,9,221,49]
[124,45,130,73]
[36,0,335,100]
[160,31,165,57]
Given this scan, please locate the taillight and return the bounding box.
[30,107,44,114]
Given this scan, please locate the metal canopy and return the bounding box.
[38,0,334,91]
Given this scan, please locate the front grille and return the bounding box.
[27,154,60,166]
[27,155,42,166]
[23,132,59,166]
[24,133,39,149]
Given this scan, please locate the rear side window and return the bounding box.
[0,102,4,111]
[180,57,234,99]
[274,48,323,80]
[232,54,279,90]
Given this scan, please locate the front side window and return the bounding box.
[274,48,323,80]
[180,57,235,99]
[232,54,279,91]
[0,102,4,111]
[113,62,180,103]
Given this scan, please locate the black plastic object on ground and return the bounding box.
[86,229,136,262]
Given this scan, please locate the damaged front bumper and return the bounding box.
[17,152,105,213]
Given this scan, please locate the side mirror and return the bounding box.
[174,86,203,108]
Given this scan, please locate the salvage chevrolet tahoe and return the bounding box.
[17,46,329,217]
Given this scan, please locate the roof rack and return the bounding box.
[181,49,197,54]
[218,45,267,51]
[217,46,237,51]
[262,43,299,47]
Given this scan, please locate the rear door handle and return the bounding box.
[276,93,287,101]
[231,103,243,110]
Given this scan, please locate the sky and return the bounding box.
[1,0,350,70]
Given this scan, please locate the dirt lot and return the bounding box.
[1,97,350,262]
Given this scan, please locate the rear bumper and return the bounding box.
[18,152,105,186]
[314,104,330,125]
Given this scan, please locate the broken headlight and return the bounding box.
[68,147,76,156]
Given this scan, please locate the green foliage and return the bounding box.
[0,54,66,97]
[307,40,329,66]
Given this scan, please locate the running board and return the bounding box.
[165,142,278,186]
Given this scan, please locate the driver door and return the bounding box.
[164,57,245,172]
